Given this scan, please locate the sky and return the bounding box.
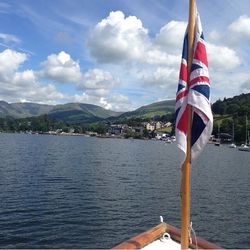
[0,0,250,111]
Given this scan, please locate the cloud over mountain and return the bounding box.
[1,3,250,110]
[41,51,81,83]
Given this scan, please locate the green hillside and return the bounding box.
[212,93,250,143]
[0,101,122,123]
[0,99,175,124]
[48,103,122,124]
[114,100,175,120]
[1,93,249,142]
[212,93,250,116]
[0,101,53,118]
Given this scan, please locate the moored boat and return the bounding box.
[238,144,250,152]
[238,116,249,152]
[214,139,220,146]
[229,143,236,148]
[165,138,173,144]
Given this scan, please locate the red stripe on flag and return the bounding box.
[176,89,188,102]
[179,63,187,82]
[194,41,208,67]
[190,76,210,86]
[177,105,189,134]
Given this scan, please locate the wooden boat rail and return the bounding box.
[112,222,224,249]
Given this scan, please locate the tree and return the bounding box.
[143,128,149,138]
[220,119,232,134]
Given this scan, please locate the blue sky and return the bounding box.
[0,0,250,111]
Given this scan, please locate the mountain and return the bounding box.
[0,101,53,118]
[0,99,176,124]
[113,100,175,121]
[48,103,122,124]
[0,101,122,124]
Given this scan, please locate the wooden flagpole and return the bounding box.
[181,0,196,249]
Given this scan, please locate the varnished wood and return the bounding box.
[112,222,223,250]
[181,0,196,249]
[112,222,167,249]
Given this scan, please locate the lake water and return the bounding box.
[0,133,249,249]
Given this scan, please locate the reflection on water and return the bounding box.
[0,133,249,248]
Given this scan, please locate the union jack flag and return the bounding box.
[175,12,213,161]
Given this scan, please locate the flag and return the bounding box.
[175,11,213,161]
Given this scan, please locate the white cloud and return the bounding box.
[207,42,241,70]
[41,51,81,83]
[228,15,250,39]
[1,11,249,111]
[208,30,221,42]
[75,68,127,109]
[33,84,64,104]
[0,33,21,44]
[41,52,122,104]
[3,70,64,104]
[108,94,132,111]
[0,49,130,110]
[87,10,149,63]
[97,94,132,111]
[99,97,112,110]
[86,9,185,105]
[137,66,178,89]
[0,49,65,104]
[78,68,118,89]
[154,21,187,52]
[221,15,250,46]
[240,80,250,93]
[0,49,27,79]
[86,10,247,107]
[87,11,183,67]
[13,69,36,87]
[210,70,250,100]
[85,88,110,97]
[145,49,180,66]
[70,93,132,111]
[77,68,119,100]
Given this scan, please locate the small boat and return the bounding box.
[238,116,249,152]
[165,138,172,144]
[229,143,236,148]
[171,136,176,142]
[238,144,250,152]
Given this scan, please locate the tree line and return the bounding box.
[211,93,250,143]
[0,93,249,143]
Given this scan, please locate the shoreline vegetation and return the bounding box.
[0,113,249,144]
[0,93,249,144]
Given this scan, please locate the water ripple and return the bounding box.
[0,134,249,248]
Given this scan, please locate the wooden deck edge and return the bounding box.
[166,223,224,249]
[112,222,224,249]
[112,222,167,249]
